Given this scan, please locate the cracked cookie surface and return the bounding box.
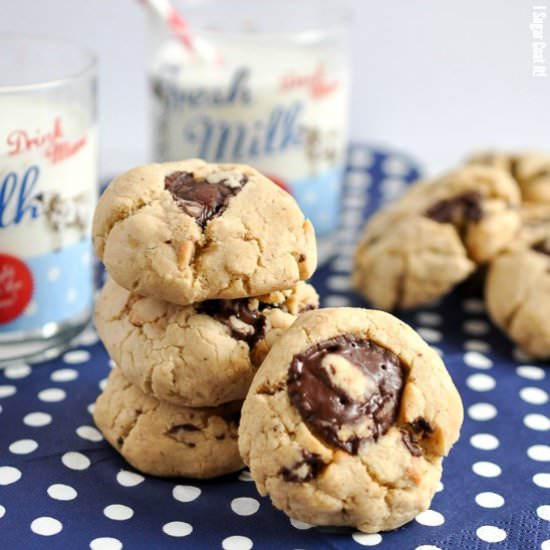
[486,204,550,359]
[96,278,319,407]
[92,159,317,305]
[468,151,550,204]
[238,308,463,533]
[93,368,244,478]
[353,165,520,309]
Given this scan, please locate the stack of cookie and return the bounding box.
[91,159,318,478]
[353,151,550,359]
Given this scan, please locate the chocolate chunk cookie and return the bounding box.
[93,159,317,305]
[96,278,319,407]
[468,151,550,204]
[353,165,520,309]
[239,308,463,533]
[486,204,550,359]
[94,368,244,478]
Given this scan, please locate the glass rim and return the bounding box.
[0,32,97,94]
[170,0,352,42]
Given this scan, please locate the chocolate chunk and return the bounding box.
[165,171,247,228]
[533,237,550,256]
[280,450,326,482]
[401,417,433,457]
[197,298,266,348]
[287,335,405,454]
[426,191,483,225]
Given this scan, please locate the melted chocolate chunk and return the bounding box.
[197,299,266,348]
[401,417,433,457]
[426,191,483,225]
[287,335,405,454]
[533,238,550,256]
[165,171,247,228]
[280,450,326,482]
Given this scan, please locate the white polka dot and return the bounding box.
[63,350,91,364]
[537,505,550,521]
[349,148,373,168]
[104,504,134,521]
[415,509,445,526]
[89,537,123,550]
[222,535,253,550]
[464,340,491,353]
[231,497,260,516]
[173,485,201,503]
[238,470,253,482]
[381,177,406,198]
[467,373,496,392]
[417,328,442,343]
[117,470,145,487]
[468,403,497,421]
[470,433,499,451]
[476,525,507,543]
[516,365,545,380]
[543,540,550,550]
[472,461,502,478]
[0,466,21,485]
[437,481,444,492]
[463,299,485,314]
[31,516,62,536]
[66,289,77,303]
[332,257,354,272]
[352,532,383,545]
[48,266,60,282]
[327,275,350,291]
[323,295,351,307]
[4,364,31,379]
[528,445,550,462]
[0,385,17,398]
[38,388,66,402]
[162,521,193,537]
[524,413,550,431]
[463,320,490,336]
[108,359,117,369]
[99,378,108,391]
[347,172,369,188]
[533,473,550,488]
[514,347,533,362]
[475,492,505,508]
[464,351,493,369]
[415,546,442,550]
[48,484,77,501]
[290,518,313,529]
[62,451,90,470]
[0,505,4,519]
[382,156,409,177]
[87,403,95,415]
[416,312,442,326]
[24,412,52,427]
[9,439,38,455]
[51,368,79,382]
[78,329,99,346]
[76,425,103,442]
[520,387,549,405]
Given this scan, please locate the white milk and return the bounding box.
[150,38,350,259]
[0,97,97,338]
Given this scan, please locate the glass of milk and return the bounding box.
[0,34,97,365]
[148,0,351,263]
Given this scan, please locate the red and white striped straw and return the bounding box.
[139,0,220,62]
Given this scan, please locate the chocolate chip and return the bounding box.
[426,191,483,226]
[165,171,247,228]
[197,298,266,348]
[533,238,550,256]
[287,335,405,454]
[401,417,433,457]
[280,450,326,482]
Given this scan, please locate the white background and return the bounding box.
[4,0,550,176]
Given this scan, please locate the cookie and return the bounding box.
[467,151,550,204]
[93,160,317,305]
[96,278,319,407]
[486,204,550,358]
[239,308,463,533]
[93,368,244,478]
[353,165,520,309]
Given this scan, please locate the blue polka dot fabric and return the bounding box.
[1,145,549,550]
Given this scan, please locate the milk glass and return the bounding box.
[0,34,97,365]
[149,0,351,263]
